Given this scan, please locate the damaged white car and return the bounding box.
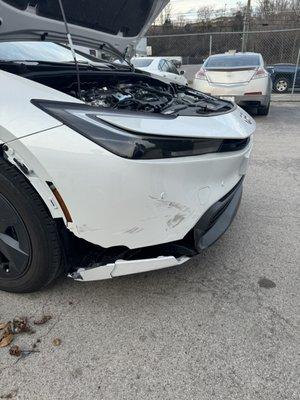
[0,0,255,293]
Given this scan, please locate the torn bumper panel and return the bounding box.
[70,256,189,281]
[69,179,243,281]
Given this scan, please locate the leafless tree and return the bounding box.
[257,0,294,15]
[176,14,186,27]
[159,3,172,25]
[197,6,214,22]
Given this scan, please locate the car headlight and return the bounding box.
[32,100,248,160]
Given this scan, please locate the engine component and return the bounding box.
[68,81,232,115]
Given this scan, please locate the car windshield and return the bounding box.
[0,41,95,63]
[205,54,260,68]
[132,58,154,68]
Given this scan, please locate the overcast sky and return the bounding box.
[170,0,258,15]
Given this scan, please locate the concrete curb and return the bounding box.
[271,94,300,102]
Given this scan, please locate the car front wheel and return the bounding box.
[0,158,63,293]
[273,77,289,93]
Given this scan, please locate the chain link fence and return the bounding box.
[147,29,300,95]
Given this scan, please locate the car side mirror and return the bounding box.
[180,70,185,75]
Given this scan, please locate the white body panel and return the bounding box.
[0,69,81,141]
[98,107,254,139]
[205,69,257,84]
[7,124,253,249]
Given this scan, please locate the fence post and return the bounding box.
[209,35,213,56]
[242,0,251,52]
[292,46,300,95]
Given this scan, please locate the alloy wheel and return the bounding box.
[276,80,288,92]
[0,193,31,279]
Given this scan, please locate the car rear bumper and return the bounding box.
[231,94,269,106]
[193,78,270,106]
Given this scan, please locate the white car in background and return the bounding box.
[194,52,272,115]
[131,57,188,85]
[0,0,255,293]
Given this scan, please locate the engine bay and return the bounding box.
[70,80,233,116]
[2,63,234,116]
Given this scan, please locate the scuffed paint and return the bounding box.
[149,195,190,212]
[125,227,144,234]
[149,195,192,229]
[167,213,186,228]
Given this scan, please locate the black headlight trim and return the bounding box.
[31,100,250,160]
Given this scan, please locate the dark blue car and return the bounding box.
[267,64,300,93]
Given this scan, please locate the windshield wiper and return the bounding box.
[0,59,115,70]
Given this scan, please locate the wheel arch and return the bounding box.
[274,74,292,84]
[0,143,68,225]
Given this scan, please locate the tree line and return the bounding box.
[147,0,300,65]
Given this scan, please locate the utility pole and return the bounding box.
[209,35,213,56]
[242,0,251,52]
[292,46,300,95]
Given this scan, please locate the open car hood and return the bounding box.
[0,0,168,54]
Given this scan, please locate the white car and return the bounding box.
[0,0,255,293]
[131,57,188,86]
[194,52,272,115]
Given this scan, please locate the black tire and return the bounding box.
[257,102,270,116]
[273,76,290,93]
[0,158,63,293]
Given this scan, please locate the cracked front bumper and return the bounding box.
[70,178,244,281]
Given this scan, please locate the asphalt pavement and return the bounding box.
[0,102,299,400]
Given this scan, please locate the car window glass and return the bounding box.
[158,59,166,71]
[132,58,154,68]
[0,41,91,63]
[167,61,179,74]
[205,55,260,68]
[160,60,169,72]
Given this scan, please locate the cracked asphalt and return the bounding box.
[0,102,299,400]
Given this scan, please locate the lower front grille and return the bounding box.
[206,200,231,232]
[194,178,244,251]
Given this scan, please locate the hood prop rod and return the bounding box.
[57,0,83,100]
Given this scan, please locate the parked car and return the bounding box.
[131,57,188,85]
[0,0,255,293]
[266,63,300,93]
[194,52,272,115]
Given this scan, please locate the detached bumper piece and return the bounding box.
[194,178,243,251]
[69,179,243,282]
[69,256,190,282]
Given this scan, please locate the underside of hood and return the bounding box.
[0,0,168,53]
